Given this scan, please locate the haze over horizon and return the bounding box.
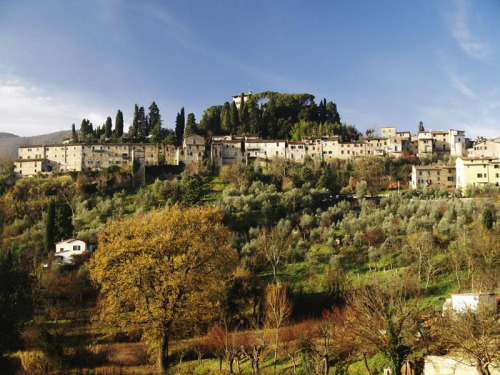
[1,0,499,139]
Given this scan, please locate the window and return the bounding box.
[60,248,64,252]
[73,245,81,250]
[477,173,483,178]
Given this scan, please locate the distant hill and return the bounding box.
[0,130,72,158]
[0,132,19,140]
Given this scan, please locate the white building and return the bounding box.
[443,293,497,313]
[232,91,252,109]
[54,238,93,264]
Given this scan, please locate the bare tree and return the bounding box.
[438,303,500,375]
[346,274,422,375]
[281,320,314,374]
[304,309,361,375]
[240,328,268,374]
[257,221,291,281]
[220,163,248,189]
[265,281,293,375]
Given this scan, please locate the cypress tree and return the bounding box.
[221,102,231,133]
[229,101,239,134]
[104,116,113,138]
[175,107,185,146]
[185,113,198,136]
[115,110,124,137]
[71,123,77,140]
[44,199,56,253]
[137,106,147,138]
[149,102,161,132]
[130,104,139,138]
[418,121,424,132]
[238,93,246,124]
[54,203,73,242]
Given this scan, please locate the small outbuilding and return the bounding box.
[443,293,497,313]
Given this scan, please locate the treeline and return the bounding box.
[72,92,358,145]
[198,92,359,140]
[75,102,197,146]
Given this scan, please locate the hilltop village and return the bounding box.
[13,124,500,192]
[3,92,500,375]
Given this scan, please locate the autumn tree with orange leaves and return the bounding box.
[89,205,237,373]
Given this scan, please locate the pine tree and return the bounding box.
[175,107,185,146]
[185,113,198,136]
[79,119,93,141]
[326,101,340,124]
[44,199,56,253]
[115,110,124,137]
[104,117,112,138]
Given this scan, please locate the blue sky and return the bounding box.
[1,0,499,138]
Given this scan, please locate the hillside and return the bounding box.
[0,132,18,139]
[0,130,72,157]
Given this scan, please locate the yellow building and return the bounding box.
[456,157,500,189]
[411,165,456,190]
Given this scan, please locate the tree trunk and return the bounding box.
[477,364,491,375]
[273,327,279,375]
[363,353,373,375]
[157,334,169,373]
[235,357,241,374]
[228,357,234,373]
[292,356,297,375]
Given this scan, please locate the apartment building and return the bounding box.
[411,165,456,190]
[211,138,244,167]
[417,129,466,157]
[456,157,500,189]
[177,134,206,165]
[14,142,177,178]
[288,141,306,164]
[245,139,287,164]
[466,138,500,158]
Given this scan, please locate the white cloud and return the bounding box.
[0,78,109,136]
[449,0,489,59]
[448,72,476,98]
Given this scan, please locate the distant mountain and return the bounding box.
[0,132,19,139]
[0,130,72,158]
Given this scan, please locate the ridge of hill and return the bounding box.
[0,130,72,157]
[0,132,19,139]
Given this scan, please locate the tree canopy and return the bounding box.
[89,205,237,372]
[196,91,358,140]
